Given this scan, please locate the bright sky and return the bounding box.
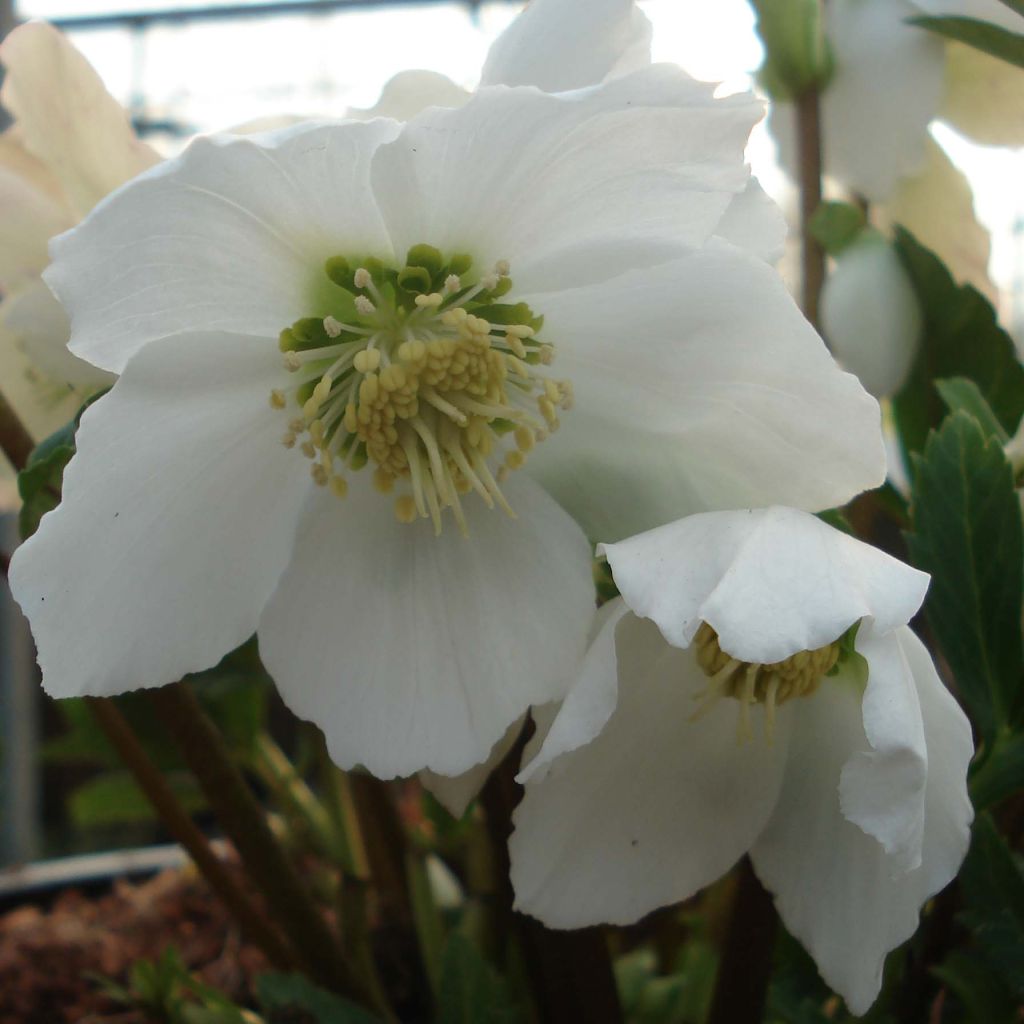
[13,0,1024,320]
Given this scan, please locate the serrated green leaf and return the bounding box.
[892,229,1024,458]
[808,202,867,256]
[909,15,1024,68]
[69,769,205,827]
[257,973,381,1024]
[438,933,524,1024]
[907,412,1023,739]
[935,377,1008,442]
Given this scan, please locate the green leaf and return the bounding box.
[932,952,1018,1024]
[892,229,1024,458]
[69,769,204,827]
[257,973,381,1024]
[935,377,1009,442]
[909,15,1024,68]
[808,202,867,257]
[907,412,1023,739]
[970,733,1024,810]
[437,933,524,1024]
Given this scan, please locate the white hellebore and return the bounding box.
[9,1,884,783]
[511,507,973,1015]
[821,235,924,399]
[0,22,150,439]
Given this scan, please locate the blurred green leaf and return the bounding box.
[935,378,1008,443]
[809,202,867,257]
[908,412,1023,740]
[998,0,1024,18]
[933,952,1017,1024]
[892,229,1024,458]
[69,769,204,827]
[909,15,1024,68]
[257,973,381,1024]
[970,732,1024,809]
[437,932,524,1024]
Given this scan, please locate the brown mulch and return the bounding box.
[0,865,267,1024]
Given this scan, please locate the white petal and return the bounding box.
[942,42,1024,147]
[419,716,524,819]
[47,119,400,375]
[877,139,994,301]
[371,67,764,293]
[522,244,885,542]
[602,507,929,663]
[480,0,652,92]
[769,0,945,200]
[751,627,973,1015]
[510,635,791,928]
[840,626,928,871]
[0,22,159,215]
[0,137,73,291]
[821,238,923,399]
[348,70,470,122]
[258,474,594,780]
[8,332,312,698]
[518,598,632,784]
[2,279,112,391]
[712,180,787,264]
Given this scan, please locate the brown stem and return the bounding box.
[0,391,33,473]
[795,87,825,328]
[707,858,778,1024]
[85,697,299,971]
[150,681,370,1004]
[480,727,624,1024]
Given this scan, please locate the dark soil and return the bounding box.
[0,865,267,1024]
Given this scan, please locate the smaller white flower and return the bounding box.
[821,236,923,399]
[510,507,974,1016]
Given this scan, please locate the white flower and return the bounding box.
[510,507,973,1015]
[821,235,923,399]
[770,0,1024,202]
[9,3,884,781]
[0,22,151,437]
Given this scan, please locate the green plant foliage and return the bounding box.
[908,412,1024,741]
[892,229,1024,458]
[936,377,1009,443]
[68,769,204,828]
[257,972,382,1023]
[970,732,1024,810]
[909,15,1024,68]
[436,933,524,1024]
[751,0,834,99]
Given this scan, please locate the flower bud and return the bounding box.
[821,237,923,399]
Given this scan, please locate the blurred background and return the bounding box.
[0,0,1022,870]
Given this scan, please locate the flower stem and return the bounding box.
[480,726,624,1024]
[85,696,299,971]
[150,681,371,1005]
[795,86,825,327]
[0,391,33,472]
[707,858,778,1024]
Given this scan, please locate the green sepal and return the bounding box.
[405,243,445,279]
[809,201,868,257]
[752,0,835,100]
[909,15,1024,69]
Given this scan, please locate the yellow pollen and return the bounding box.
[691,622,840,743]
[395,495,418,523]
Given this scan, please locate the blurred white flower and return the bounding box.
[0,22,154,439]
[10,2,884,781]
[510,506,973,1015]
[821,235,924,399]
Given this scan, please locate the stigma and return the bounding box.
[691,623,841,743]
[272,246,572,534]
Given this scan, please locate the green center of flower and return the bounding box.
[692,622,842,742]
[271,246,571,534]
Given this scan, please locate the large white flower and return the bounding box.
[9,3,884,781]
[0,22,151,440]
[510,507,973,1015]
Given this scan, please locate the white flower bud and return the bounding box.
[821,237,923,399]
